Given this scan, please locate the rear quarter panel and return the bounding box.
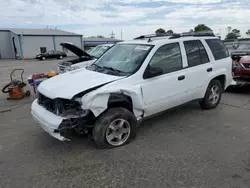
[212,57,233,90]
[199,39,232,98]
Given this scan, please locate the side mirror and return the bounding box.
[144,66,163,79]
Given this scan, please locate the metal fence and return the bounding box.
[224,40,250,54]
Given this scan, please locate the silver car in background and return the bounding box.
[57,43,114,73]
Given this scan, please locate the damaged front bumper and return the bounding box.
[31,99,95,141]
[31,99,68,141]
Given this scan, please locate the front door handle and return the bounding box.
[207,68,213,72]
[178,75,185,81]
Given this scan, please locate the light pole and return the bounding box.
[121,30,123,40]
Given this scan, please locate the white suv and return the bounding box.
[31,32,232,148]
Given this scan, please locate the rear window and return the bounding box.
[205,39,229,60]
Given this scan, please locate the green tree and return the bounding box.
[232,29,241,38]
[97,35,105,38]
[225,32,238,40]
[155,28,166,34]
[166,29,174,34]
[225,29,241,40]
[194,24,212,32]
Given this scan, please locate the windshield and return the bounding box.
[89,44,152,76]
[237,44,250,50]
[89,46,111,58]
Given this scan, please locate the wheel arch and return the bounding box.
[107,93,133,113]
[211,74,226,90]
[81,88,144,121]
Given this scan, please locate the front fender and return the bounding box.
[80,86,144,120]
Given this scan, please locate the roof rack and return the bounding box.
[134,31,215,42]
[134,33,173,40]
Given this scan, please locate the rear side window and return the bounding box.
[184,40,209,67]
[205,39,229,60]
[198,41,209,64]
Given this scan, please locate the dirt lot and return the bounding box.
[1,59,250,188]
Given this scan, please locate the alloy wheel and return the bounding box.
[105,118,131,146]
[209,85,220,105]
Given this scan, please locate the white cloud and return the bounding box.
[0,0,249,40]
[166,0,222,3]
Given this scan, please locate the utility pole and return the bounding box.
[121,30,123,40]
[110,31,115,39]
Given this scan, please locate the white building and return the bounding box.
[0,28,83,59]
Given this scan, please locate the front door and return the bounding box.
[141,42,189,117]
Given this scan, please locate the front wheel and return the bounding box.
[59,55,63,59]
[200,79,223,110]
[42,56,46,61]
[93,108,137,149]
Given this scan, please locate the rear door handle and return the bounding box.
[207,68,213,72]
[178,75,185,81]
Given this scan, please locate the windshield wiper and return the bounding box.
[91,64,102,69]
[102,66,121,76]
[90,64,120,76]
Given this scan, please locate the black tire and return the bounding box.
[42,56,46,61]
[93,107,137,149]
[200,79,223,110]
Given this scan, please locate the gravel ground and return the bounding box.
[0,59,250,188]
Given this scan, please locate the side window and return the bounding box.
[198,41,209,64]
[149,43,183,74]
[184,40,209,67]
[205,39,229,60]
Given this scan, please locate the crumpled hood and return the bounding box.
[38,68,122,99]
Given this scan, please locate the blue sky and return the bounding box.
[1,0,250,39]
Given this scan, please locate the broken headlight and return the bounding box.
[53,99,89,117]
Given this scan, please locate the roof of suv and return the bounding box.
[119,36,219,46]
[118,31,218,46]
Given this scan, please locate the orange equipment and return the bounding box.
[2,69,30,100]
[28,71,58,94]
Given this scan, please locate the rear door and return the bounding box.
[181,39,214,100]
[205,39,232,89]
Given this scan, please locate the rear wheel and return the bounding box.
[93,108,137,149]
[200,79,223,110]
